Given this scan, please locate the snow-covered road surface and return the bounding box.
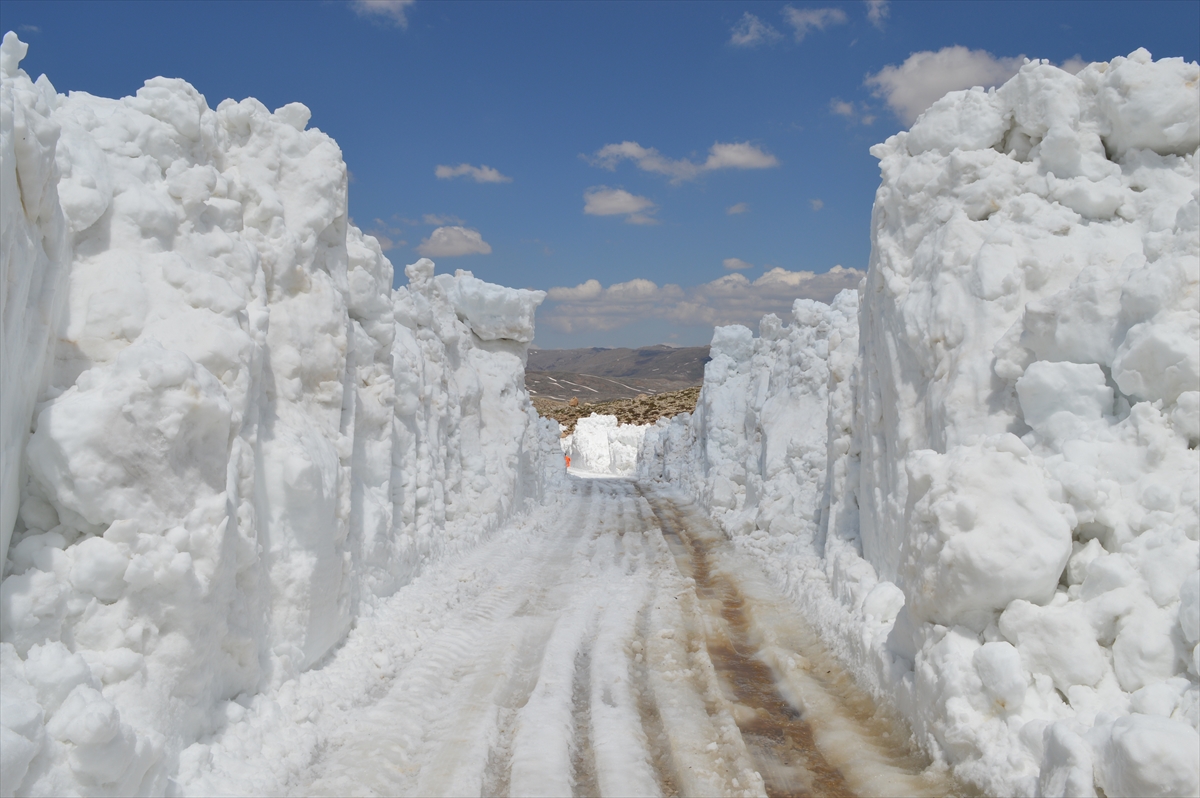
[182,478,960,797]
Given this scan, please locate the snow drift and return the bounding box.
[562,414,648,476]
[0,33,562,796]
[639,50,1199,797]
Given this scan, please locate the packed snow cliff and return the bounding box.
[639,50,1200,798]
[0,33,563,796]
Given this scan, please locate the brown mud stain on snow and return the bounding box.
[645,489,967,798]
[657,514,853,797]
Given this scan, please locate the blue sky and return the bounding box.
[3,1,1197,348]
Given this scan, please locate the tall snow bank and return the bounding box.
[0,34,562,796]
[562,414,648,476]
[639,50,1199,798]
[0,33,70,579]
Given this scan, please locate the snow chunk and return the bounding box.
[26,340,232,530]
[900,437,1073,626]
[972,641,1027,713]
[1091,50,1200,159]
[1098,714,1200,798]
[906,87,1008,156]
[1112,313,1200,404]
[437,267,546,343]
[1016,360,1112,433]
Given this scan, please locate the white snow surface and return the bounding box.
[0,33,562,797]
[171,479,955,798]
[562,414,649,477]
[638,51,1200,798]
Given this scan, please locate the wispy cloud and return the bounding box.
[583,187,659,225]
[18,24,40,34]
[588,141,779,184]
[729,12,782,47]
[829,98,875,125]
[365,216,408,251]
[781,7,848,41]
[865,46,1024,125]
[727,202,750,215]
[810,199,824,211]
[830,99,856,118]
[434,163,513,183]
[541,266,865,334]
[350,0,415,28]
[723,258,754,271]
[417,226,492,257]
[422,213,465,226]
[865,0,889,30]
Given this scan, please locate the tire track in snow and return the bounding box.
[480,480,604,797]
[256,477,961,798]
[648,494,851,797]
[508,481,618,796]
[570,647,601,797]
[300,484,598,796]
[641,487,962,798]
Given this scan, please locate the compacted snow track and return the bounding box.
[192,477,958,798]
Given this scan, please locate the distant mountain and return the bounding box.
[526,345,710,403]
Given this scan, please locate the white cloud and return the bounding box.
[830,98,856,118]
[370,234,398,251]
[434,163,513,183]
[810,199,824,211]
[830,98,876,126]
[1060,55,1089,75]
[723,258,753,271]
[727,202,749,215]
[583,187,659,224]
[416,226,492,257]
[588,141,779,184]
[729,12,782,47]
[540,266,865,334]
[781,7,847,41]
[422,213,465,226]
[365,217,408,252]
[547,279,603,301]
[350,0,415,28]
[865,0,889,30]
[865,46,1024,125]
[703,142,779,170]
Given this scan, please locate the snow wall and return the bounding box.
[0,33,564,796]
[639,51,1200,798]
[562,414,648,476]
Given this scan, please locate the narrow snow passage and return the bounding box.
[185,478,960,797]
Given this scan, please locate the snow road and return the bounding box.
[183,478,959,797]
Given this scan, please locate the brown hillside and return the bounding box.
[534,386,701,435]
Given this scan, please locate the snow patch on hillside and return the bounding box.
[0,33,562,796]
[639,50,1199,798]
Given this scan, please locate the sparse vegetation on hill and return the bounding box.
[533,386,701,434]
[525,345,710,402]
